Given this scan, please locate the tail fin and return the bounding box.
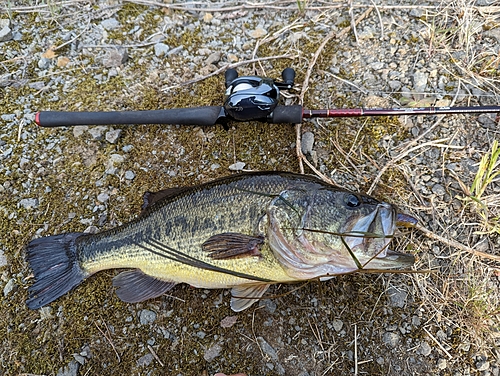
[25,233,89,309]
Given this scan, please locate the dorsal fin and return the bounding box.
[141,187,186,211]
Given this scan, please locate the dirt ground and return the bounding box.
[1,1,500,375]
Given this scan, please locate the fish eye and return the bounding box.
[345,194,361,208]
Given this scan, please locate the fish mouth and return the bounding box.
[344,203,415,269]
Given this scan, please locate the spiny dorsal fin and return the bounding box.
[141,187,187,211]
[113,269,176,303]
[202,232,264,259]
[230,284,270,312]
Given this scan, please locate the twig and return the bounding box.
[354,324,358,375]
[94,320,121,362]
[415,223,500,262]
[296,7,373,179]
[148,344,165,367]
[161,55,294,91]
[423,327,453,359]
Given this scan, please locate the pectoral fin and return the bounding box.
[113,269,176,303]
[230,284,270,312]
[202,232,264,259]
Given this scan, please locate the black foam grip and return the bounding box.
[270,105,303,124]
[36,106,223,127]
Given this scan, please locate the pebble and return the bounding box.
[387,286,407,308]
[154,43,170,57]
[56,360,80,376]
[101,18,120,30]
[0,19,13,42]
[38,58,51,70]
[249,26,267,38]
[382,332,400,348]
[204,343,222,362]
[432,184,446,196]
[331,319,343,332]
[477,360,491,372]
[301,131,314,155]
[97,193,109,203]
[437,358,447,370]
[205,51,221,65]
[0,249,7,267]
[139,309,157,325]
[103,48,128,68]
[229,161,245,171]
[73,126,88,138]
[418,341,432,356]
[125,170,136,180]
[413,71,428,92]
[136,353,154,367]
[88,126,108,140]
[257,337,278,361]
[18,198,39,209]
[259,299,277,314]
[3,278,16,297]
[105,129,122,144]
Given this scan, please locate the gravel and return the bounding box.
[1,1,500,375]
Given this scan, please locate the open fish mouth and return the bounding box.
[343,204,415,269]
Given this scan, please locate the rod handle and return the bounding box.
[270,105,303,124]
[35,106,223,127]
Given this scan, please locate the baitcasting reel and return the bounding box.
[222,68,295,122]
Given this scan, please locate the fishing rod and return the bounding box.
[35,68,500,129]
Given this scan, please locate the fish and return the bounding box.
[25,171,416,312]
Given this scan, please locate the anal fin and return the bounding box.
[230,284,270,312]
[113,269,176,303]
[202,232,264,259]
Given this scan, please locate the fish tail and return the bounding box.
[25,232,89,309]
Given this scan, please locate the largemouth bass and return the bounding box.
[26,172,415,311]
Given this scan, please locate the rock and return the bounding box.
[220,315,238,328]
[382,332,400,348]
[97,192,109,203]
[249,26,267,38]
[38,57,51,70]
[229,161,245,171]
[418,341,432,356]
[105,129,122,144]
[124,170,136,180]
[413,71,428,93]
[259,299,277,314]
[88,126,108,140]
[73,126,88,137]
[154,43,170,57]
[0,248,7,267]
[136,353,154,367]
[101,18,120,30]
[257,337,278,361]
[56,360,80,376]
[432,184,446,196]
[331,319,343,332]
[204,343,222,361]
[0,19,13,42]
[139,309,157,325]
[437,358,447,370]
[3,278,16,297]
[387,286,407,308]
[205,52,221,65]
[103,48,128,67]
[301,131,314,155]
[476,360,490,372]
[18,198,39,209]
[477,113,497,129]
